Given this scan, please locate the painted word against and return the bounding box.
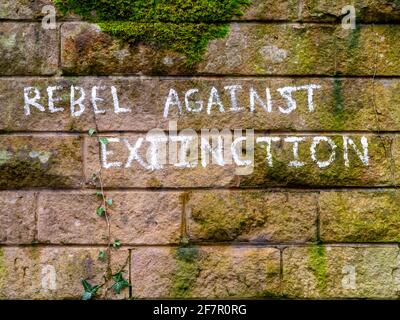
[100,130,369,172]
[163,84,321,117]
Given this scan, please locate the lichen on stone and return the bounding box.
[54,0,250,65]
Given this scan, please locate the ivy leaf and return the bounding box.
[96,206,106,217]
[95,191,103,198]
[113,240,121,248]
[98,251,106,259]
[88,128,95,137]
[111,272,130,294]
[106,198,113,206]
[81,279,101,300]
[99,137,109,145]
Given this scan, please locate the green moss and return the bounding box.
[308,245,327,293]
[170,246,200,298]
[54,0,250,65]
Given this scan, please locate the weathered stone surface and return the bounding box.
[86,133,392,188]
[283,246,400,298]
[391,136,400,184]
[5,0,399,23]
[187,191,317,243]
[37,191,182,244]
[0,247,129,299]
[0,77,154,132]
[0,0,51,19]
[320,191,400,242]
[85,134,239,188]
[3,77,400,132]
[159,78,400,131]
[302,0,400,23]
[0,23,58,75]
[238,0,298,21]
[0,135,83,189]
[131,246,280,298]
[61,22,400,76]
[240,134,392,187]
[0,191,36,244]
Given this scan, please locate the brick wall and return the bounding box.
[1,0,400,299]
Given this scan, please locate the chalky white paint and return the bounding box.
[124,137,149,169]
[256,137,281,167]
[224,85,244,112]
[101,138,122,169]
[310,136,337,168]
[70,86,86,117]
[284,137,305,167]
[201,135,225,167]
[277,84,321,114]
[249,87,272,113]
[231,136,253,167]
[343,136,369,167]
[24,86,131,117]
[164,88,182,118]
[92,86,107,114]
[111,86,131,114]
[47,86,64,113]
[24,87,45,116]
[171,129,198,168]
[185,89,203,113]
[207,86,225,115]
[146,130,168,170]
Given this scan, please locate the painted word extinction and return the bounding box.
[101,132,369,171]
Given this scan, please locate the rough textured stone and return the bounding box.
[0,191,36,244]
[391,136,400,184]
[37,191,182,244]
[187,191,317,243]
[0,23,58,75]
[320,191,400,242]
[86,133,393,188]
[301,0,400,23]
[131,246,281,298]
[0,135,83,189]
[3,77,400,132]
[0,0,51,19]
[61,22,400,76]
[85,134,239,189]
[159,78,400,131]
[0,77,153,132]
[5,0,398,23]
[283,246,400,299]
[239,134,393,187]
[238,0,298,21]
[0,247,129,299]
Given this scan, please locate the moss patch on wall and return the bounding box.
[170,246,200,298]
[54,0,250,65]
[308,245,327,293]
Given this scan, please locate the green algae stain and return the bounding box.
[170,246,200,298]
[54,0,250,65]
[308,245,327,293]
